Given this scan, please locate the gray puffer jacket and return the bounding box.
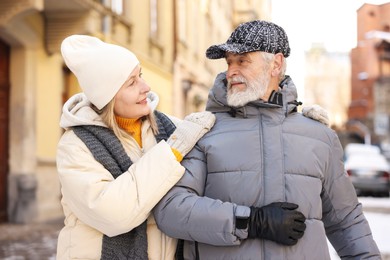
[154,73,380,260]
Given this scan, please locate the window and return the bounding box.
[111,0,123,15]
[100,0,123,15]
[178,0,187,42]
[150,0,159,39]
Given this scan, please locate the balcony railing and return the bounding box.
[44,0,132,54]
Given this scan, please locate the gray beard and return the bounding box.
[227,74,269,107]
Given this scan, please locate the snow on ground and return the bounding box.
[359,197,390,255]
[359,197,390,209]
[329,197,390,259]
[365,212,390,253]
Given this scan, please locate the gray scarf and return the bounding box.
[73,111,176,260]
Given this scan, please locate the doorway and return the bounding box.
[0,39,10,222]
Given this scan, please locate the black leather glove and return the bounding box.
[248,202,306,246]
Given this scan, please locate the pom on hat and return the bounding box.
[206,20,290,59]
[61,35,139,109]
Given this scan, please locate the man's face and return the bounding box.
[225,52,271,107]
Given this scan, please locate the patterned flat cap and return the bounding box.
[206,20,290,59]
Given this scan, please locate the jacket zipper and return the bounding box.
[259,113,265,260]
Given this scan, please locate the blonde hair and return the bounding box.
[93,98,159,139]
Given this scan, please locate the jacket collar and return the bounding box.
[205,72,301,118]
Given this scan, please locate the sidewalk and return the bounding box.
[0,209,389,259]
[0,218,63,260]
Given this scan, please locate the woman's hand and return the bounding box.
[167,111,216,158]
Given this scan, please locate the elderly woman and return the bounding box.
[56,35,215,260]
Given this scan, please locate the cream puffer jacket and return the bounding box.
[56,92,184,260]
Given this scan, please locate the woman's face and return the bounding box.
[114,65,151,119]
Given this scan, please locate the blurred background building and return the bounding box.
[304,44,351,129]
[0,0,389,225]
[0,0,271,224]
[348,3,390,146]
[304,2,390,148]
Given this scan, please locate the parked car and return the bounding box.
[345,151,390,197]
[344,143,380,160]
[381,142,390,162]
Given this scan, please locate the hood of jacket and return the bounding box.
[60,91,160,129]
[205,72,300,118]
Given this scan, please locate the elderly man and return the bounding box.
[154,20,380,259]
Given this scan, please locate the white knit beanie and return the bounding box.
[61,35,139,109]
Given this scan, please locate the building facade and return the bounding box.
[173,0,271,117]
[349,2,390,144]
[304,43,351,128]
[0,0,270,224]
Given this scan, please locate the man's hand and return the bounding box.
[248,202,306,246]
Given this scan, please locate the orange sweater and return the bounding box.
[115,116,182,161]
